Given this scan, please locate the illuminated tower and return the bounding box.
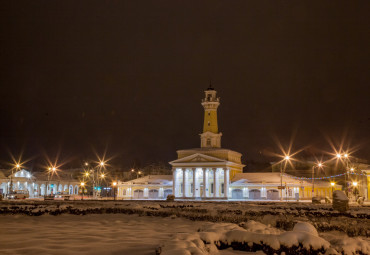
[200,85,222,148]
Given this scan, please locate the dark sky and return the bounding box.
[1,1,369,170]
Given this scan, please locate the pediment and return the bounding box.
[169,153,226,164]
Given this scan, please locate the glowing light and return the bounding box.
[85,162,89,166]
[100,161,105,166]
[131,169,135,172]
[318,163,323,167]
[336,154,341,158]
[16,164,20,168]
[85,172,89,177]
[350,168,354,171]
[344,153,348,158]
[330,182,335,187]
[112,182,117,186]
[101,173,105,178]
[284,155,290,160]
[52,167,56,171]
[138,171,142,174]
[352,182,358,187]
[80,182,85,187]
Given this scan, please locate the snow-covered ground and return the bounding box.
[0,214,200,255]
[0,200,369,254]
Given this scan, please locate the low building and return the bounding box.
[118,175,172,199]
[0,168,80,198]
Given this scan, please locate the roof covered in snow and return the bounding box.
[231,172,332,187]
[123,175,173,185]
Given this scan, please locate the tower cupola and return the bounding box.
[200,85,222,148]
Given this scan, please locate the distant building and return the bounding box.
[0,168,80,198]
[117,86,336,200]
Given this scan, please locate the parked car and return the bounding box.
[7,190,29,199]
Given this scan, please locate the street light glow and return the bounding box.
[336,154,341,158]
[344,153,348,158]
[330,182,335,187]
[85,162,89,166]
[52,167,56,171]
[100,161,105,166]
[85,172,89,177]
[350,168,354,171]
[131,169,135,172]
[284,155,290,160]
[318,163,323,167]
[80,182,85,186]
[101,173,105,178]
[352,182,358,187]
[16,164,20,168]
[113,182,117,186]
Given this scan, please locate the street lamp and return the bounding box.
[312,162,323,198]
[45,166,56,198]
[80,182,85,200]
[330,182,335,197]
[280,155,291,201]
[112,181,117,200]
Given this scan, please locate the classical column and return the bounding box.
[213,168,217,197]
[192,168,196,198]
[182,168,186,197]
[223,168,229,198]
[172,168,176,197]
[202,168,207,198]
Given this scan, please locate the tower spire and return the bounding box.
[200,86,222,148]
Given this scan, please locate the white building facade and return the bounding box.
[0,169,80,198]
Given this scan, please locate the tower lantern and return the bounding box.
[200,85,222,148]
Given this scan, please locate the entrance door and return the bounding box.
[232,189,243,199]
[148,189,159,199]
[133,190,144,199]
[267,189,279,200]
[249,189,261,199]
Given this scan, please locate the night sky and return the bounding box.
[1,1,369,170]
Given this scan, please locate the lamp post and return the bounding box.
[45,167,56,198]
[280,155,290,201]
[312,163,323,198]
[330,182,335,198]
[352,181,358,200]
[112,181,117,200]
[9,164,21,194]
[80,182,85,200]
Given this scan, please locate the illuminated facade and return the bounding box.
[0,169,80,198]
[117,87,337,201]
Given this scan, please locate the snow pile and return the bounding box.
[159,221,331,254]
[333,190,349,201]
